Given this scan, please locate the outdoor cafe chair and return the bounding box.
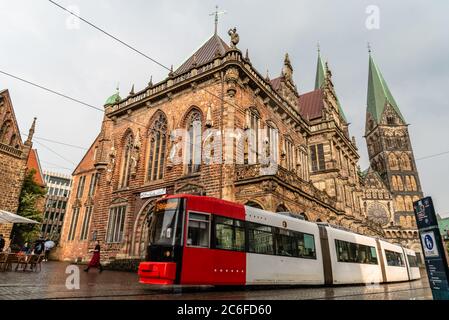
[30,254,45,272]
[0,253,7,272]
[15,254,39,272]
[2,253,19,272]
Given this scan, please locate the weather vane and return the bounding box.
[210,5,227,35]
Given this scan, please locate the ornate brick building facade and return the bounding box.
[0,89,37,248]
[58,30,423,263]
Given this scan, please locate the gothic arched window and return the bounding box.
[395,196,405,212]
[410,176,418,191]
[405,176,412,191]
[400,154,412,171]
[147,113,168,181]
[391,176,398,191]
[388,153,399,170]
[9,133,17,148]
[246,108,260,164]
[119,133,134,188]
[185,109,202,174]
[396,176,404,191]
[284,137,294,171]
[0,120,12,144]
[266,122,279,164]
[405,196,413,212]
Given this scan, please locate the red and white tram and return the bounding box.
[138,195,421,286]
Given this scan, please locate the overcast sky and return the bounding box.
[1,0,448,217]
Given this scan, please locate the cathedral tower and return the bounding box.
[365,53,423,232]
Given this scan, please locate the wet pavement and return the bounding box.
[0,262,432,300]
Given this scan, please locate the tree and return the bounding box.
[11,169,47,245]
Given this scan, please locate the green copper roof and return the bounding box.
[437,214,449,237]
[315,54,326,90]
[336,99,348,123]
[367,55,405,123]
[315,53,347,123]
[105,92,121,106]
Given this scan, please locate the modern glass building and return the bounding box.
[41,171,73,242]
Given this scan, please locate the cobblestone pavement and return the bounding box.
[0,262,432,300]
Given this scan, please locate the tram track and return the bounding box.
[42,283,431,300]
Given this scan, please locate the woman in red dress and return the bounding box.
[84,241,103,273]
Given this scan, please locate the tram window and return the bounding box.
[407,255,418,268]
[301,234,317,259]
[275,229,298,257]
[274,229,317,259]
[248,223,274,255]
[385,250,405,267]
[335,240,378,265]
[214,216,245,251]
[187,213,210,248]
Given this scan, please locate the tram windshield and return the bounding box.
[150,198,184,246]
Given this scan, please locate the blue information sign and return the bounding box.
[414,197,449,300]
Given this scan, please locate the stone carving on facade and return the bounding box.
[228,27,239,49]
[225,67,239,97]
[130,129,142,177]
[106,142,117,184]
[262,180,277,193]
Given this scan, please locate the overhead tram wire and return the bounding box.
[47,0,171,72]
[40,2,449,220]
[21,134,88,150]
[40,160,74,171]
[416,150,449,162]
[32,139,77,166]
[48,0,449,161]
[45,2,449,160]
[46,0,255,121]
[0,69,157,135]
[0,70,103,113]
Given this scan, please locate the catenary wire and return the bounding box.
[21,134,88,150]
[48,0,171,72]
[46,1,449,162]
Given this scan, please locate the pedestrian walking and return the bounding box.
[0,234,5,253]
[84,241,103,273]
[33,237,45,255]
[43,239,55,261]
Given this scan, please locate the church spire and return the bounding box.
[25,117,37,146]
[367,53,405,124]
[315,47,326,90]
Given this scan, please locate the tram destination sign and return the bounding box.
[414,197,449,300]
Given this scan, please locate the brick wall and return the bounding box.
[0,147,28,248]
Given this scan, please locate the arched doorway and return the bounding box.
[129,199,155,258]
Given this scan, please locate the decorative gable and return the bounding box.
[0,90,24,150]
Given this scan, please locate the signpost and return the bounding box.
[414,197,449,300]
[140,188,167,199]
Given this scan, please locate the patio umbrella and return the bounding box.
[0,210,40,224]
